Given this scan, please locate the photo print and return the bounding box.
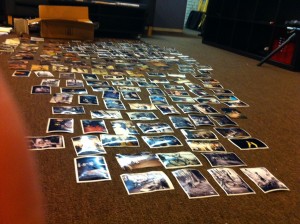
[229,138,269,150]
[27,135,65,150]
[223,101,249,108]
[149,95,169,105]
[221,108,247,119]
[169,116,195,129]
[31,85,51,94]
[137,81,158,88]
[163,84,185,90]
[240,167,289,193]
[214,127,251,139]
[111,120,139,135]
[128,103,157,110]
[92,86,115,92]
[164,89,190,97]
[82,73,99,80]
[186,140,226,152]
[115,152,161,170]
[147,88,165,96]
[121,91,141,100]
[126,112,158,121]
[71,135,106,156]
[215,95,239,102]
[142,135,183,148]
[190,89,210,97]
[86,80,110,87]
[156,105,181,115]
[52,106,85,115]
[49,93,73,104]
[136,122,174,134]
[78,95,99,105]
[212,89,234,95]
[195,97,220,105]
[74,156,111,183]
[66,79,84,87]
[120,171,174,195]
[47,118,74,133]
[40,79,60,87]
[80,119,108,134]
[12,70,31,77]
[61,88,88,95]
[208,168,255,196]
[100,134,139,147]
[156,151,202,169]
[169,96,195,103]
[177,104,200,114]
[90,110,122,119]
[201,152,246,167]
[34,71,54,77]
[59,72,75,79]
[181,129,218,140]
[188,114,215,126]
[104,99,126,110]
[209,115,237,126]
[102,90,121,100]
[172,169,219,199]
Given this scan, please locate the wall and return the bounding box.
[153,0,188,31]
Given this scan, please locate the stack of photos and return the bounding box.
[74,156,111,183]
[172,169,219,199]
[120,171,174,195]
[115,152,161,170]
[10,39,285,199]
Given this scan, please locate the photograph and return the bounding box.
[86,80,110,87]
[147,88,165,96]
[102,90,121,100]
[50,93,73,104]
[229,138,269,150]
[195,97,220,105]
[71,135,106,156]
[137,81,158,88]
[189,89,210,97]
[136,122,174,134]
[52,106,85,115]
[214,127,251,138]
[61,88,88,95]
[126,112,158,121]
[212,89,234,95]
[177,104,200,114]
[181,129,218,140]
[193,104,219,114]
[149,95,169,105]
[47,118,74,133]
[78,95,99,105]
[31,85,51,94]
[169,116,195,129]
[172,169,219,199]
[142,135,183,148]
[221,108,247,119]
[208,168,255,196]
[241,167,289,193]
[156,151,202,169]
[156,105,181,115]
[111,120,139,135]
[40,79,60,87]
[186,140,226,152]
[209,115,237,126]
[163,84,185,90]
[120,171,174,195]
[121,91,141,100]
[100,134,139,147]
[169,96,195,103]
[90,110,122,119]
[111,80,133,86]
[74,156,111,183]
[189,114,215,126]
[149,78,169,84]
[82,73,99,80]
[34,71,54,77]
[104,99,126,110]
[80,119,108,134]
[12,70,31,77]
[27,135,65,150]
[92,86,115,92]
[215,95,239,102]
[66,79,84,87]
[223,101,249,108]
[201,152,246,167]
[128,103,157,110]
[115,152,161,170]
[59,72,75,79]
[118,86,141,92]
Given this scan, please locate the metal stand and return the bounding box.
[257,30,296,66]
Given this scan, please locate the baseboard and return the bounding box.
[152,27,183,33]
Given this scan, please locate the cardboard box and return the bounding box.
[36,5,94,40]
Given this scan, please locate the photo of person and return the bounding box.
[100,134,139,147]
[115,152,161,170]
[50,93,73,104]
[121,91,141,100]
[47,118,74,133]
[209,115,237,126]
[241,167,289,193]
[52,106,85,115]
[90,110,122,119]
[111,120,139,135]
[221,108,247,119]
[12,70,31,77]
[193,104,219,114]
[181,129,218,140]
[27,135,65,150]
[208,168,255,196]
[128,103,157,110]
[126,112,158,121]
[229,138,269,150]
[74,156,111,183]
[169,116,195,129]
[40,79,60,87]
[189,114,215,126]
[186,140,226,152]
[214,127,251,138]
[31,85,51,94]
[61,88,87,95]
[156,105,181,115]
[142,135,183,148]
[66,79,84,87]
[104,99,126,110]
[120,171,174,195]
[165,89,189,96]
[71,135,106,156]
[201,152,246,167]
[177,104,200,114]
[156,151,202,169]
[78,95,99,105]
[80,119,108,134]
[149,95,169,105]
[172,169,219,199]
[137,122,174,134]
